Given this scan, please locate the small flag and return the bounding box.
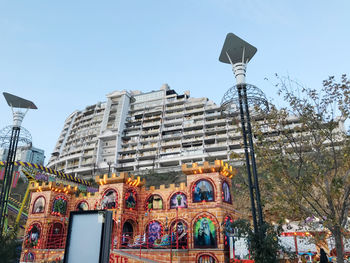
[0,168,4,180]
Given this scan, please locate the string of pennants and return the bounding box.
[0,161,98,193]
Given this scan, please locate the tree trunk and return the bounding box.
[331,225,345,263]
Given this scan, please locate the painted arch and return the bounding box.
[25,223,41,248]
[222,181,232,203]
[193,216,217,248]
[145,194,163,210]
[192,179,215,203]
[32,196,45,214]
[76,200,89,211]
[101,189,118,210]
[125,189,137,210]
[52,195,68,216]
[170,192,187,209]
[197,254,217,263]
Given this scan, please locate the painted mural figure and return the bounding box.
[24,252,35,262]
[170,192,187,209]
[101,190,117,209]
[194,218,216,247]
[198,255,215,263]
[193,180,214,202]
[223,182,231,203]
[148,221,162,246]
[171,221,188,249]
[224,216,233,249]
[77,201,88,211]
[52,197,67,215]
[33,197,45,213]
[25,225,40,248]
[125,191,136,209]
[147,195,163,210]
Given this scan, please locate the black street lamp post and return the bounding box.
[219,33,268,238]
[0,92,37,234]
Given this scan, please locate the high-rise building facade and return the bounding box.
[0,146,45,165]
[47,85,244,179]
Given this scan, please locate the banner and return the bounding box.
[11,171,20,188]
[0,168,4,180]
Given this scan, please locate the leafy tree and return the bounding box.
[248,74,350,263]
[229,219,285,263]
[0,227,21,263]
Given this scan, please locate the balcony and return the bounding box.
[142,129,160,135]
[163,125,182,131]
[161,140,181,146]
[143,121,161,128]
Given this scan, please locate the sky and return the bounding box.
[0,0,349,164]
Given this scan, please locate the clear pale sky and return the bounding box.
[0,1,349,164]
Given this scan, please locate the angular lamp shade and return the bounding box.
[3,92,37,109]
[219,33,257,65]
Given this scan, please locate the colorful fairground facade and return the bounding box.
[20,160,238,263]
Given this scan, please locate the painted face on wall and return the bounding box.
[125,190,136,209]
[170,193,187,208]
[193,180,214,202]
[77,201,88,211]
[52,196,67,216]
[198,255,216,263]
[194,217,216,248]
[148,221,162,245]
[101,190,117,209]
[33,197,45,213]
[26,224,41,248]
[222,182,231,203]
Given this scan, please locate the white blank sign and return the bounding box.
[65,213,103,263]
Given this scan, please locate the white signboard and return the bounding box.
[234,237,250,259]
[296,237,316,253]
[64,211,112,263]
[279,236,296,252]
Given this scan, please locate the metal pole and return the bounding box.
[242,86,264,227]
[176,207,179,250]
[0,126,20,234]
[237,86,258,234]
[15,182,31,225]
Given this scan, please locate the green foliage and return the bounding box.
[0,227,21,263]
[53,199,67,214]
[230,219,284,263]
[250,74,350,263]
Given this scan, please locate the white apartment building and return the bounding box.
[47,84,244,179]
